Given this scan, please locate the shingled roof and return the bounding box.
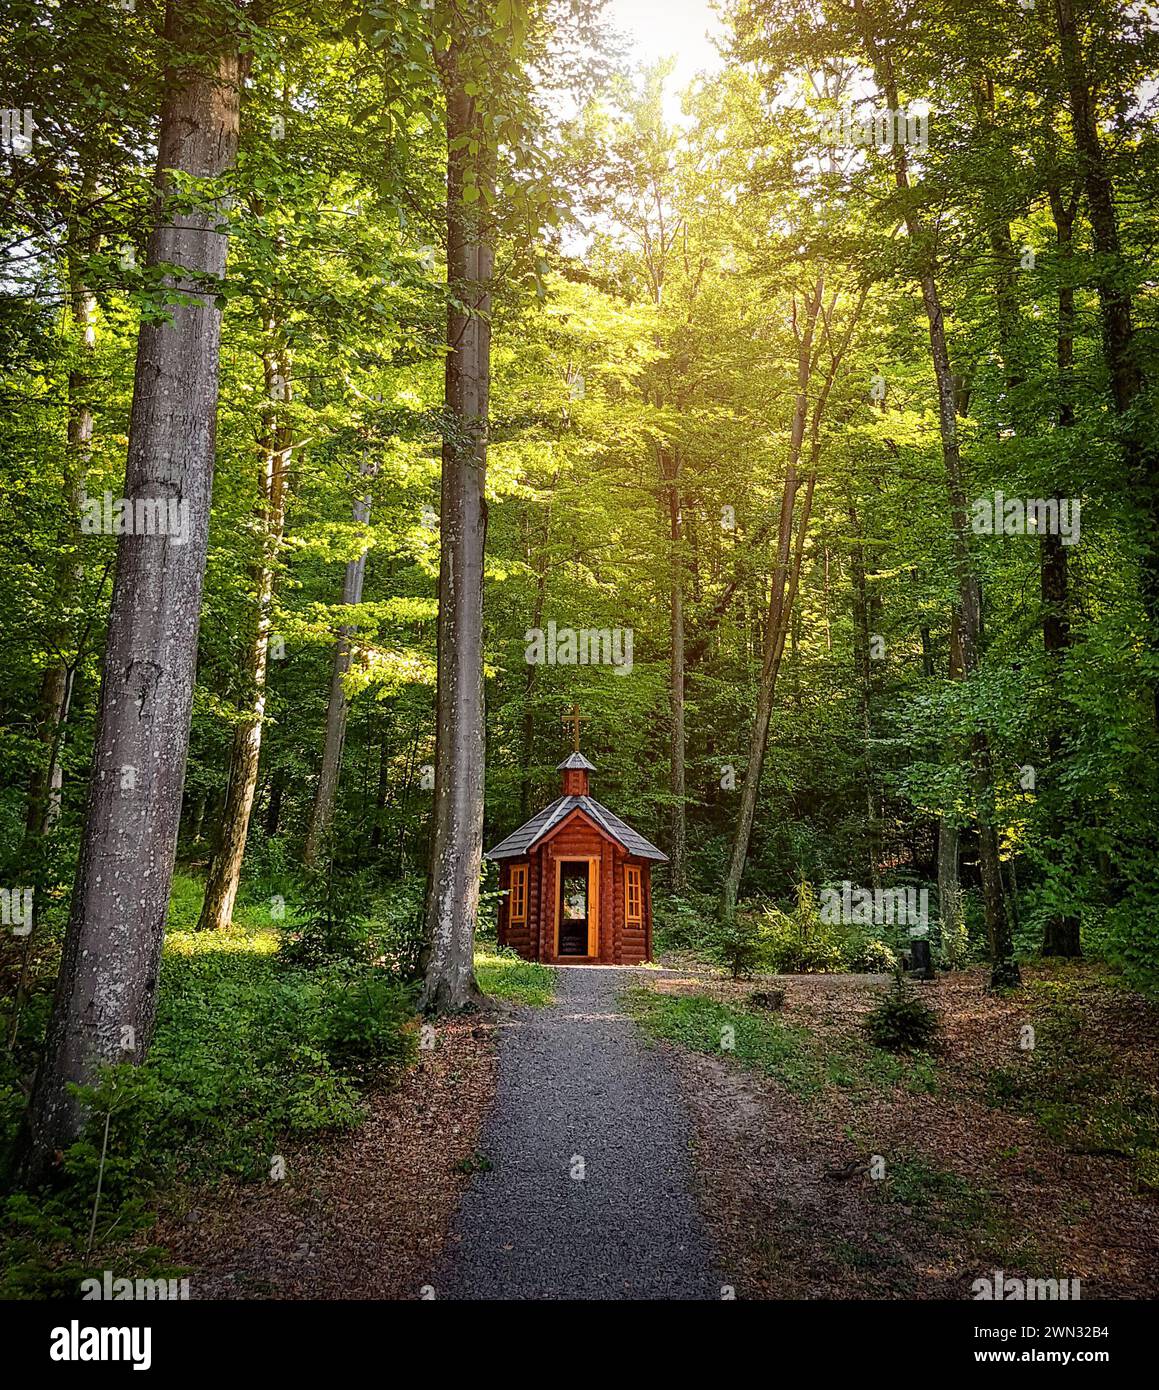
[485,794,668,862]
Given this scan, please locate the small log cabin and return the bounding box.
[486,753,667,964]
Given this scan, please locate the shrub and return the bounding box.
[762,877,844,974]
[865,975,940,1052]
[319,969,418,1077]
[652,891,716,953]
[279,849,383,968]
[747,988,785,1011]
[844,935,898,973]
[712,914,764,980]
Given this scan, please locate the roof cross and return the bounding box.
[561,702,588,753]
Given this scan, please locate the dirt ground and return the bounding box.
[645,963,1159,1299]
[158,1015,498,1299]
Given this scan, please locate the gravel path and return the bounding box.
[432,966,722,1300]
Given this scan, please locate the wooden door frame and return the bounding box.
[552,853,600,960]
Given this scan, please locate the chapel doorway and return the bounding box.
[557,861,591,956]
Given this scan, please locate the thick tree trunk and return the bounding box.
[419,55,489,1012]
[303,461,373,865]
[17,9,241,1180]
[861,22,1018,986]
[198,346,290,929]
[938,822,965,963]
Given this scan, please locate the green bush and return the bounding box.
[865,975,940,1052]
[761,878,845,974]
[652,891,716,953]
[711,914,764,980]
[844,935,898,973]
[280,860,374,968]
[319,970,418,1077]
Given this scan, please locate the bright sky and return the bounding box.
[603,0,725,117]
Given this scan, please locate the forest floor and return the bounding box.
[152,953,1159,1301]
[159,1013,498,1299]
[632,959,1159,1299]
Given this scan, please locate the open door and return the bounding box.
[555,857,599,958]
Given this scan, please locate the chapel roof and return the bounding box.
[485,794,668,862]
[556,752,597,771]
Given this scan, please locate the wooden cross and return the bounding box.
[561,702,588,753]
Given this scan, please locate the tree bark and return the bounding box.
[1041,180,1081,957]
[17,6,241,1180]
[858,16,1019,985]
[665,449,688,892]
[719,279,823,921]
[303,459,373,865]
[419,44,490,1012]
[197,343,291,929]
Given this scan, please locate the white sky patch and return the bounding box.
[604,0,725,120]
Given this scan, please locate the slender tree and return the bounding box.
[198,338,291,928]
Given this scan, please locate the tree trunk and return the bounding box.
[17,8,241,1180]
[419,48,490,1012]
[1041,181,1081,957]
[24,189,97,842]
[719,279,822,921]
[859,19,1018,986]
[1053,0,1141,417]
[303,460,373,865]
[938,614,968,965]
[1054,0,1155,723]
[264,770,284,838]
[848,500,881,889]
[197,344,291,929]
[666,449,688,892]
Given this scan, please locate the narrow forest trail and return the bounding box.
[431,966,723,1300]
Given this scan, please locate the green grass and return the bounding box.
[624,988,937,1099]
[875,1156,1050,1273]
[475,951,555,1007]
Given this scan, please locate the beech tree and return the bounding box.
[418,4,498,1012]
[18,0,244,1176]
